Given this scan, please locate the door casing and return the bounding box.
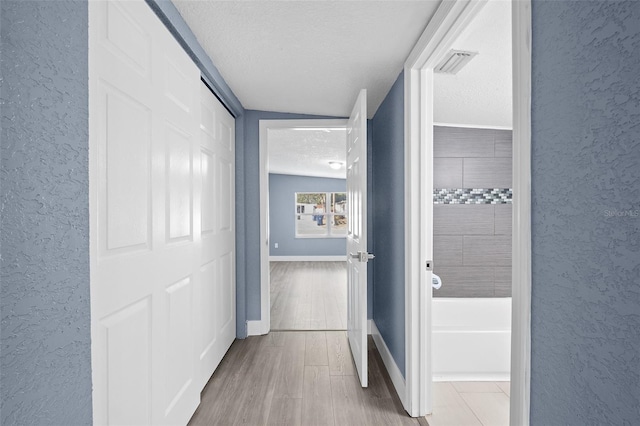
[403,0,532,423]
[252,119,348,336]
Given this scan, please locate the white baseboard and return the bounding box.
[246,320,268,336]
[370,320,406,407]
[367,319,372,335]
[269,255,346,262]
[433,122,513,131]
[433,373,511,382]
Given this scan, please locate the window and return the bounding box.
[295,192,347,238]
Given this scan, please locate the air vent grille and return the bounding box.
[435,50,478,74]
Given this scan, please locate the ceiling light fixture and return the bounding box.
[435,50,478,74]
[328,161,343,170]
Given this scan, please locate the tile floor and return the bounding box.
[425,381,510,426]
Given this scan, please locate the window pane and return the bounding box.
[332,192,346,213]
[296,193,325,213]
[330,214,348,236]
[295,213,328,236]
[295,193,327,236]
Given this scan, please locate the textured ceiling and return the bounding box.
[434,0,512,128]
[173,0,441,118]
[268,128,347,179]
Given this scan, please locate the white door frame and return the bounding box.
[403,0,532,423]
[249,119,348,336]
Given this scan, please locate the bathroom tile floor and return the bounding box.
[425,381,510,426]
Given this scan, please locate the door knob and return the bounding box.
[349,251,375,263]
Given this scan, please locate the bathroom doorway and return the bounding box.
[426,1,514,424]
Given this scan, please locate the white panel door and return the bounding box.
[346,89,370,387]
[90,1,204,424]
[196,83,236,390]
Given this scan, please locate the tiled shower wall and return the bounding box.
[433,126,512,297]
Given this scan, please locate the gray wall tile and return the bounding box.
[494,130,513,158]
[434,236,463,266]
[434,158,463,188]
[463,158,512,188]
[493,157,512,188]
[463,158,494,188]
[495,204,512,235]
[463,236,512,266]
[494,267,512,297]
[433,267,495,298]
[434,205,494,235]
[432,126,513,299]
[434,126,495,158]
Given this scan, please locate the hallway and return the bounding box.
[188,332,419,425]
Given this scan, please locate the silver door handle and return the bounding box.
[350,251,375,263]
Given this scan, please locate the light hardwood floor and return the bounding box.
[270,262,347,331]
[189,332,420,425]
[425,381,510,426]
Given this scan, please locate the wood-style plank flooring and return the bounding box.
[425,381,510,426]
[270,262,347,331]
[189,332,419,426]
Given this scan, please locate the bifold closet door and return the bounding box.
[89,1,212,424]
[196,83,236,390]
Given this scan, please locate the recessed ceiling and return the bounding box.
[173,1,441,118]
[434,0,512,128]
[268,128,347,179]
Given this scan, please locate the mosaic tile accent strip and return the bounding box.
[434,188,513,204]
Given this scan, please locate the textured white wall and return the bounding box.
[434,0,512,128]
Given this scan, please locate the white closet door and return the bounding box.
[196,83,236,390]
[90,1,203,424]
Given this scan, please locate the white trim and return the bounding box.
[269,256,346,262]
[293,235,347,240]
[246,320,268,336]
[259,119,348,336]
[367,319,372,335]
[433,373,511,382]
[371,321,406,408]
[404,0,488,417]
[510,1,532,425]
[433,122,513,131]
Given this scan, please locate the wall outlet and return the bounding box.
[274,243,278,249]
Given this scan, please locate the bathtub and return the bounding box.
[432,297,511,382]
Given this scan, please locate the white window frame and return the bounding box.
[294,191,347,239]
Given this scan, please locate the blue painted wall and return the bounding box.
[234,114,248,338]
[370,72,406,376]
[530,2,640,424]
[0,1,92,424]
[367,120,374,321]
[269,174,346,257]
[242,111,343,322]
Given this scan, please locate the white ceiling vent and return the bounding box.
[435,50,478,74]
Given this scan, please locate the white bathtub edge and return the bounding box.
[432,298,511,381]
